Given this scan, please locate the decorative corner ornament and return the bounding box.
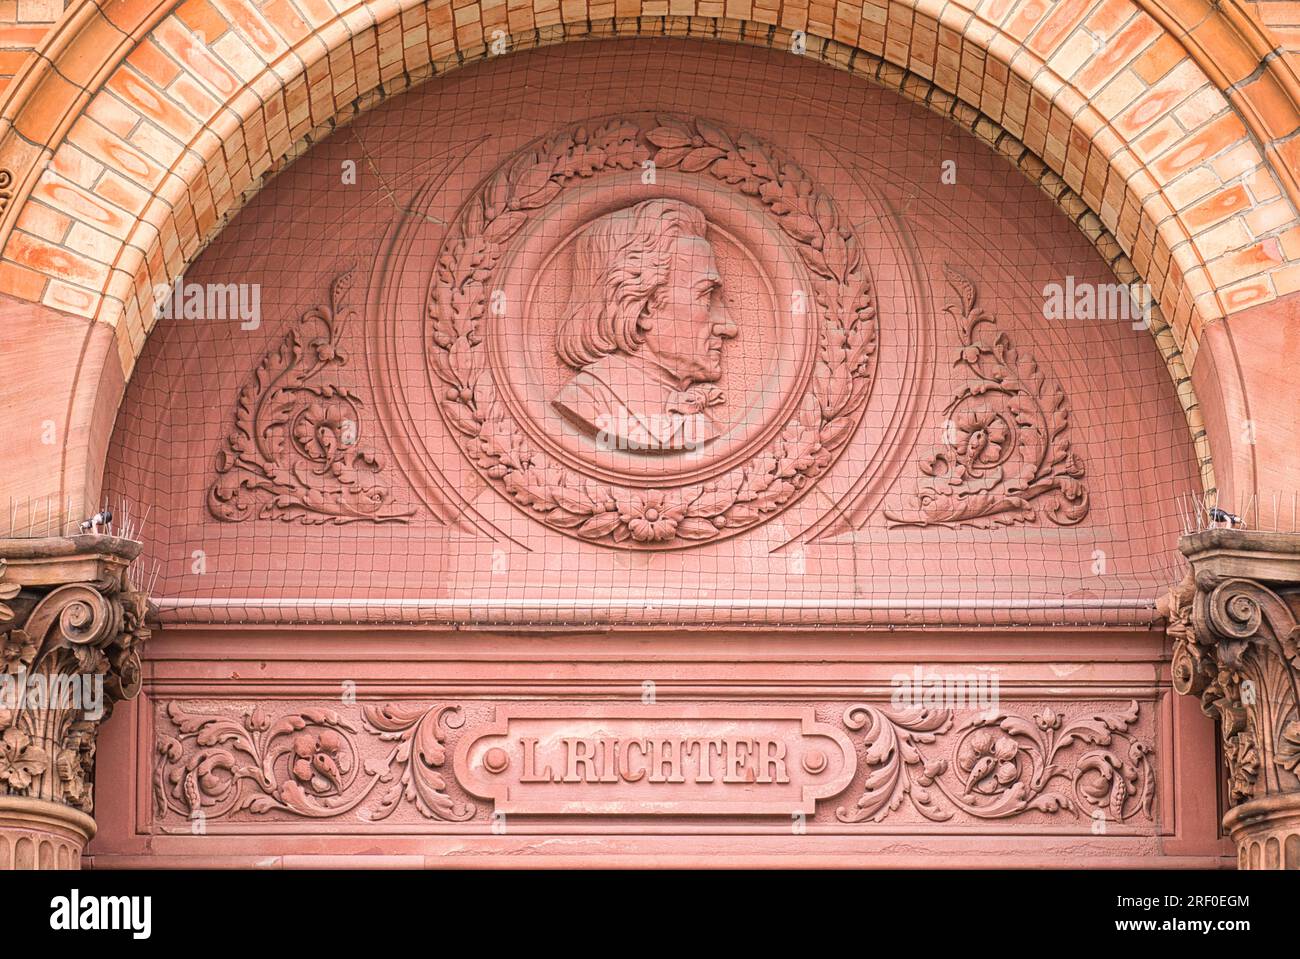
[886,266,1089,528]
[208,272,415,525]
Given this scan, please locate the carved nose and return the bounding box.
[712,302,738,339]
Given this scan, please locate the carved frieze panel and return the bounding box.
[151,698,1157,830]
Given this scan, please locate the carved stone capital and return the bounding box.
[1162,530,1300,869]
[0,535,149,869]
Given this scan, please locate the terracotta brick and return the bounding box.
[5,229,110,289]
[1153,112,1249,181]
[105,67,202,143]
[154,15,240,98]
[1077,16,1161,95]
[125,39,182,90]
[0,260,47,301]
[1182,183,1250,232]
[174,0,231,45]
[1133,32,1183,84]
[1232,71,1300,140]
[12,67,83,144]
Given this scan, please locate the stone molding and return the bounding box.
[1162,529,1300,869]
[0,534,149,868]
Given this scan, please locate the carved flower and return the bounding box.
[959,730,1021,795]
[292,402,355,463]
[1034,707,1061,731]
[291,730,343,795]
[953,410,1010,467]
[616,491,687,543]
[0,727,49,791]
[1,628,36,674]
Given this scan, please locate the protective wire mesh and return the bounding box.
[100,37,1202,629]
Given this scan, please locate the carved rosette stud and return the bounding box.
[0,536,151,868]
[1163,530,1300,868]
[885,266,1088,528]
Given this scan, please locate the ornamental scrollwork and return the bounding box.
[835,700,1154,824]
[885,266,1088,528]
[207,272,415,525]
[153,701,475,824]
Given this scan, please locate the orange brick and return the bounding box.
[0,261,47,302]
[126,39,183,89]
[1183,183,1250,232]
[1133,33,1183,84]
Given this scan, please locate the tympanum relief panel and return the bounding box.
[103,41,1199,623]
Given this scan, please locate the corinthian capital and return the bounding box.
[0,535,148,868]
[1162,529,1300,868]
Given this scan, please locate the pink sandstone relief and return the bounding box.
[153,699,1156,829]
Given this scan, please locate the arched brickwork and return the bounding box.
[1,0,1298,516]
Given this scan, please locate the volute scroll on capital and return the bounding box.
[1161,530,1300,866]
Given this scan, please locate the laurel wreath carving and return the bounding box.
[885,266,1088,528]
[208,272,414,525]
[426,116,878,546]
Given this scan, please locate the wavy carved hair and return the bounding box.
[555,198,709,369]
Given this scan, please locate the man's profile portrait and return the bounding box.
[551,198,739,452]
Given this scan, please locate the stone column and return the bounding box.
[1161,529,1300,869]
[0,535,148,869]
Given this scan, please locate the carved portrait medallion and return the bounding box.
[426,116,879,547]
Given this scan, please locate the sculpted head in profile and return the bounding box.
[552,198,739,452]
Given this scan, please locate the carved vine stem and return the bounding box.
[886,266,1088,528]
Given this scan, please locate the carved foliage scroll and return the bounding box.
[207,272,414,525]
[154,701,474,823]
[886,266,1089,528]
[836,700,1154,824]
